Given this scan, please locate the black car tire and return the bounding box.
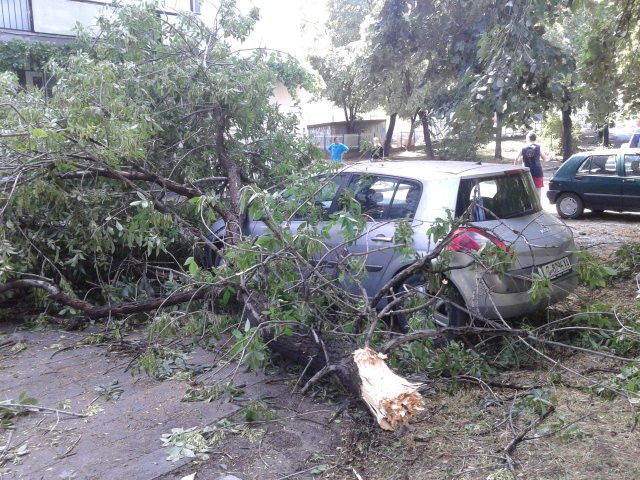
[556,192,584,219]
[389,275,427,333]
[446,287,469,329]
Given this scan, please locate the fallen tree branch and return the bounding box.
[0,279,217,319]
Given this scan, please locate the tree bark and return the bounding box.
[561,106,572,161]
[419,110,435,159]
[603,122,610,147]
[0,279,215,319]
[344,105,357,134]
[384,113,397,154]
[214,108,244,245]
[495,111,503,160]
[406,111,418,150]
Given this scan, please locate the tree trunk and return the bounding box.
[384,113,397,155]
[419,110,435,159]
[561,106,572,161]
[603,123,610,147]
[214,108,244,245]
[344,105,357,134]
[406,111,418,150]
[495,111,503,160]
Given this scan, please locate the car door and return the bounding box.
[341,174,422,295]
[574,154,623,211]
[622,153,640,211]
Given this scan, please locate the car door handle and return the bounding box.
[372,235,393,242]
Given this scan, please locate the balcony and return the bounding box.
[1,0,32,31]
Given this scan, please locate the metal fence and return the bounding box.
[0,0,32,31]
[309,133,374,151]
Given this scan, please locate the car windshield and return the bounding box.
[456,172,540,221]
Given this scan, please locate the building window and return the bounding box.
[0,0,33,31]
[191,0,201,14]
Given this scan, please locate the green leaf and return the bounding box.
[31,128,48,138]
[184,256,198,276]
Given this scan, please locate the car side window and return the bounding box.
[388,182,421,219]
[289,174,345,220]
[345,175,421,220]
[624,154,640,177]
[580,155,617,175]
[577,157,592,173]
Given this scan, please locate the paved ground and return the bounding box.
[0,323,351,480]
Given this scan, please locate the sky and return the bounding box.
[201,0,329,61]
[196,1,388,129]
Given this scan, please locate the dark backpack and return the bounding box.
[523,144,540,167]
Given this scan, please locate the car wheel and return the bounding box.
[445,287,469,329]
[556,193,584,219]
[388,275,428,333]
[431,286,470,345]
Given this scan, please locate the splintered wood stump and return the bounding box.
[242,292,423,431]
[353,347,424,431]
[267,334,423,431]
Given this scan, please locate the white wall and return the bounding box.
[31,0,194,36]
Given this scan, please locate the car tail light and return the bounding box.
[446,227,509,253]
[503,169,522,175]
[548,180,556,190]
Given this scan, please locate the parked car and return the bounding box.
[547,149,640,219]
[209,161,578,327]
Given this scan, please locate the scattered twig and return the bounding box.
[300,365,340,394]
[56,433,82,459]
[0,402,87,418]
[290,356,315,397]
[0,429,15,463]
[502,399,556,475]
[275,464,336,480]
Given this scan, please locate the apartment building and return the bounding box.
[0,0,200,87]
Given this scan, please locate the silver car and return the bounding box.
[209,161,578,327]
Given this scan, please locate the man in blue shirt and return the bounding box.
[327,136,349,163]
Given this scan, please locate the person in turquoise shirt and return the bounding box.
[327,137,349,163]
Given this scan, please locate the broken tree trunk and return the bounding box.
[264,326,424,430]
[353,347,423,431]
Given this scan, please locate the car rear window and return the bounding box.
[456,172,540,221]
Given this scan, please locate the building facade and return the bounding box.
[0,0,200,87]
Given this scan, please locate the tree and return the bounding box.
[309,46,373,134]
[0,0,425,429]
[467,0,568,159]
[578,1,621,147]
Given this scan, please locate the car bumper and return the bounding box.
[450,268,578,320]
[546,189,560,204]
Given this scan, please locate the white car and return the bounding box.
[208,161,578,327]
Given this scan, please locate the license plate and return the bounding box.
[540,257,572,279]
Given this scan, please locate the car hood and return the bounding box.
[473,211,576,269]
